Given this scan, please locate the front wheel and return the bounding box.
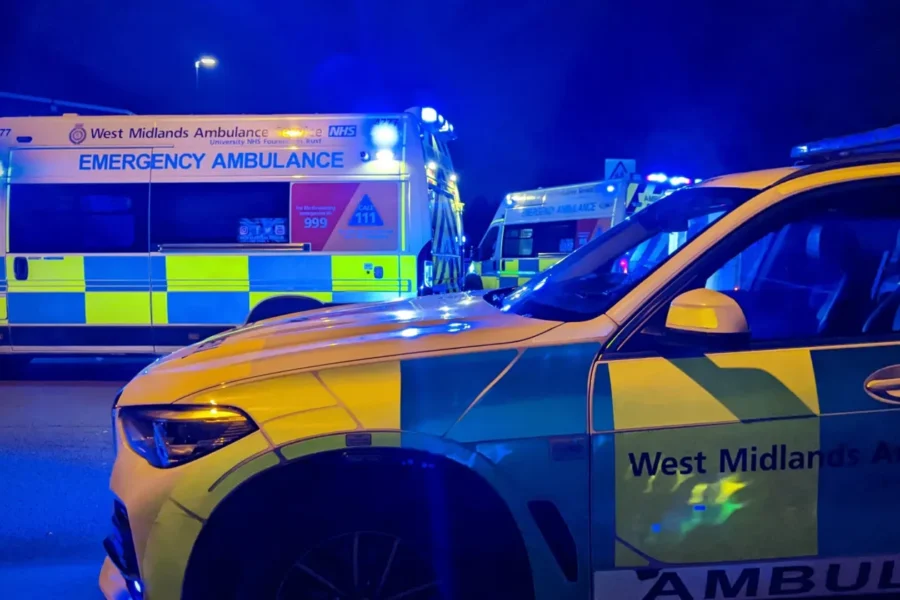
[188,460,533,600]
[275,531,442,600]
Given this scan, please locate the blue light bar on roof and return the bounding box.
[791,124,900,159]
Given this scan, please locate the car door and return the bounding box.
[591,177,900,599]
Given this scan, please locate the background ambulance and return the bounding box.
[468,172,694,290]
[0,107,464,361]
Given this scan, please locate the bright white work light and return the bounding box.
[421,107,438,123]
[371,121,399,149]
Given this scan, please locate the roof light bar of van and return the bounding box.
[791,124,900,160]
[421,107,438,123]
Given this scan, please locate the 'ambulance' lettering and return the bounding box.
[78,151,346,171]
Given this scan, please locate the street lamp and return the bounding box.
[194,56,217,89]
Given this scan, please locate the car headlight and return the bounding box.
[119,405,257,468]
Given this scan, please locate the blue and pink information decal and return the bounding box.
[290,182,399,251]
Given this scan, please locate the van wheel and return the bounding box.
[464,273,483,291]
[245,296,325,325]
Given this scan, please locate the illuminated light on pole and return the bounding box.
[194,56,217,90]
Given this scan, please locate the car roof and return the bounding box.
[696,167,802,191]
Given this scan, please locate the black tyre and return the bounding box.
[246,296,325,325]
[186,456,533,600]
[463,273,483,291]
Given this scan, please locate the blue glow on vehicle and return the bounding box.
[421,107,438,123]
[371,121,399,149]
[400,327,421,338]
[791,124,900,159]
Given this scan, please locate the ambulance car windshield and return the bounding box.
[498,187,758,322]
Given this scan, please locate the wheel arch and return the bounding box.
[182,434,539,598]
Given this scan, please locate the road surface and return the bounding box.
[0,357,151,599]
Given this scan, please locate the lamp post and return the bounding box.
[194,56,217,90]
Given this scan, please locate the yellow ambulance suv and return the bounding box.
[102,127,900,600]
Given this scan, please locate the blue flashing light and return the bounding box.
[694,504,706,511]
[421,107,438,123]
[647,173,667,183]
[694,178,703,184]
[669,176,691,186]
[606,184,616,193]
[791,124,900,160]
[375,149,394,161]
[371,122,399,149]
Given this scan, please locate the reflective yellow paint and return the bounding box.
[608,357,739,431]
[7,255,85,292]
[165,256,249,291]
[198,371,338,424]
[249,291,333,309]
[139,498,203,600]
[85,292,151,325]
[709,348,820,415]
[399,254,417,289]
[500,258,518,276]
[614,417,819,565]
[151,292,168,325]
[538,257,561,271]
[0,295,6,322]
[482,276,500,289]
[666,304,719,330]
[318,361,402,429]
[262,406,358,446]
[332,255,401,292]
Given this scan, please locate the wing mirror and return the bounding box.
[665,288,749,343]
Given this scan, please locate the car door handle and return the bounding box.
[863,365,900,404]
[13,257,29,281]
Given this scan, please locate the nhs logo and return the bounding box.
[328,125,357,138]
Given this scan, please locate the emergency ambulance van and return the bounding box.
[0,108,464,360]
[102,126,900,600]
[468,174,692,290]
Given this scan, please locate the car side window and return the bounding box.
[703,185,900,342]
[624,180,900,352]
[478,226,499,261]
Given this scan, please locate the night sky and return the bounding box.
[4,0,900,236]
